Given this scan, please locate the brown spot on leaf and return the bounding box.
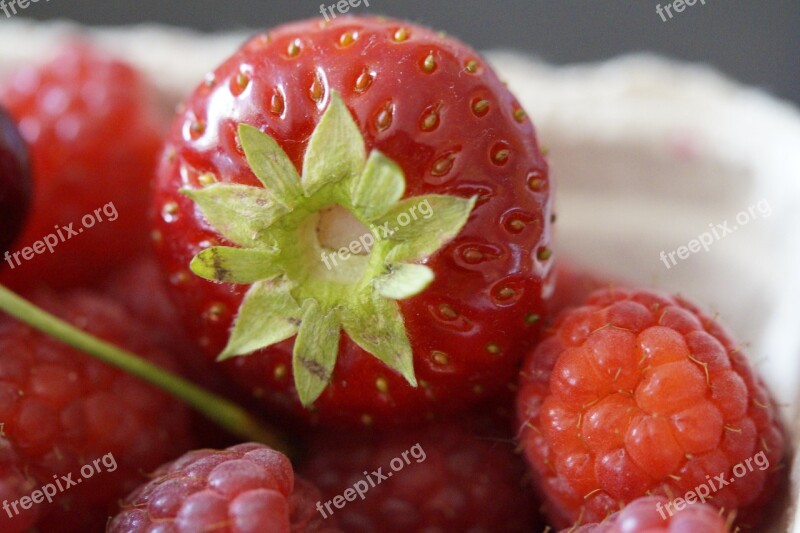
[209,249,231,281]
[301,359,330,381]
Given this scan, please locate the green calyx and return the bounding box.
[182,91,476,407]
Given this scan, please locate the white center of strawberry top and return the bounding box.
[182,92,476,407]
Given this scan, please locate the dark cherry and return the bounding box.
[0,106,31,254]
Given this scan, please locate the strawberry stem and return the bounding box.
[0,284,290,454]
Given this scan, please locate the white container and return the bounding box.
[1,20,796,532]
[496,51,800,532]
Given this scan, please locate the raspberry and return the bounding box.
[549,262,614,315]
[108,443,340,533]
[100,255,223,387]
[0,43,164,290]
[565,496,730,532]
[0,290,192,532]
[516,288,785,530]
[101,255,255,449]
[101,255,183,332]
[299,416,543,532]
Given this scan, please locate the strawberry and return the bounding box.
[0,289,192,532]
[108,442,341,533]
[0,43,164,290]
[298,410,544,532]
[516,288,785,530]
[0,105,30,254]
[153,16,554,427]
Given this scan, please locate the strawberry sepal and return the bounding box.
[184,91,475,407]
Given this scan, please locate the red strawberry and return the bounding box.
[299,412,543,532]
[0,105,31,254]
[0,290,192,532]
[108,442,340,533]
[0,43,164,290]
[516,288,785,530]
[564,496,731,533]
[153,16,554,428]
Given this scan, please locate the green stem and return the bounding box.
[0,285,290,455]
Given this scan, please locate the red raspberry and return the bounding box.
[100,255,183,333]
[0,43,164,290]
[0,290,192,532]
[565,496,730,532]
[549,262,614,316]
[101,255,256,449]
[108,443,340,533]
[299,415,543,532]
[516,288,785,530]
[100,255,218,385]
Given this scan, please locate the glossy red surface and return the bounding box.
[154,16,554,427]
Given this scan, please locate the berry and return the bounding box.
[565,496,730,532]
[299,413,542,532]
[549,262,613,316]
[516,288,785,529]
[101,255,257,449]
[154,16,553,427]
[108,442,340,533]
[100,255,222,387]
[0,44,164,290]
[0,290,192,532]
[0,106,31,254]
[101,255,185,333]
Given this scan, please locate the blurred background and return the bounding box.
[10,0,800,105]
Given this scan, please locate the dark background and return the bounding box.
[9,0,800,105]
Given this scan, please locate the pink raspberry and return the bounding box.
[564,496,730,532]
[109,443,340,533]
